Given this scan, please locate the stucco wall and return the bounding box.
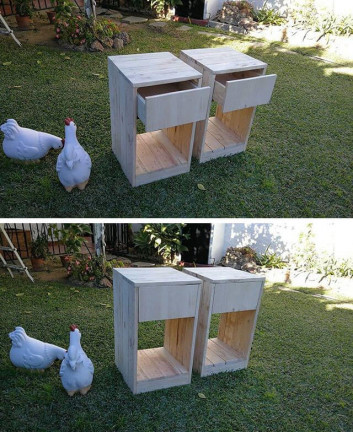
[209,220,353,263]
[203,0,353,19]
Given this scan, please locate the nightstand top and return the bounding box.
[181,47,267,74]
[183,266,265,283]
[114,267,202,286]
[108,52,202,87]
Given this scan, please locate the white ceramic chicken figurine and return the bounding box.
[60,324,94,396]
[1,119,63,161]
[9,327,66,371]
[56,118,92,192]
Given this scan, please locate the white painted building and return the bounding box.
[203,0,353,20]
[208,220,353,263]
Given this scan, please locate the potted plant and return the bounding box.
[30,233,49,271]
[49,223,92,267]
[13,0,33,29]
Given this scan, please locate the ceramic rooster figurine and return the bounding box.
[56,118,92,192]
[1,119,63,161]
[60,325,94,396]
[9,327,66,371]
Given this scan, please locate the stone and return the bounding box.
[113,38,124,50]
[131,261,156,268]
[116,31,130,46]
[177,25,192,31]
[149,21,167,30]
[103,37,114,48]
[90,39,104,52]
[121,16,148,24]
[96,7,123,19]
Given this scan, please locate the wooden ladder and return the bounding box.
[0,224,34,282]
[0,12,22,47]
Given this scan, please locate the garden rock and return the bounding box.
[149,22,167,31]
[103,37,114,48]
[214,1,257,33]
[121,16,148,24]
[116,31,131,45]
[220,246,261,273]
[113,38,124,50]
[90,40,104,52]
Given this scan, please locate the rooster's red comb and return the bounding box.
[70,324,78,331]
[65,118,74,126]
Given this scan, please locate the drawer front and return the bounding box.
[214,74,277,112]
[138,87,210,132]
[138,284,199,322]
[212,282,262,314]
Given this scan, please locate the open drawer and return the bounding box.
[137,81,210,132]
[213,70,277,112]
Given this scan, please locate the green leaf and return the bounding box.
[60,52,66,56]
[198,392,206,399]
[3,62,12,66]
[64,56,71,60]
[15,293,24,297]
[37,60,42,65]
[24,311,32,314]
[197,183,206,190]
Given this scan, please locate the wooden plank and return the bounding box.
[191,281,214,374]
[212,282,262,314]
[207,117,243,148]
[222,74,277,112]
[142,87,210,132]
[109,52,202,87]
[116,267,201,286]
[215,105,254,141]
[139,284,198,322]
[183,267,266,284]
[163,123,193,160]
[209,337,244,362]
[164,317,195,370]
[181,48,267,75]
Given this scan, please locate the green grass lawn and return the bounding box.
[1,273,352,431]
[0,23,352,217]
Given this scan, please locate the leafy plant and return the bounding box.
[134,224,189,263]
[67,255,125,283]
[31,233,49,259]
[291,223,318,271]
[55,16,120,46]
[53,0,75,18]
[253,1,285,25]
[49,223,92,256]
[148,0,182,17]
[14,0,33,17]
[256,246,287,269]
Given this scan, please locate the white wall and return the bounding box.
[203,0,353,19]
[210,220,353,263]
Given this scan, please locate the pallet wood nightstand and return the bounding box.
[183,267,265,377]
[180,47,277,163]
[113,268,202,393]
[108,52,211,186]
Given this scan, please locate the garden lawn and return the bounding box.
[0,23,352,217]
[1,273,352,432]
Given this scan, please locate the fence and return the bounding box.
[0,0,84,17]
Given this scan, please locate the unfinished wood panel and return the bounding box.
[212,282,262,314]
[183,267,264,377]
[164,317,195,370]
[138,284,198,322]
[214,74,277,112]
[192,281,214,374]
[179,48,276,162]
[215,105,254,141]
[163,123,193,160]
[109,52,208,186]
[137,86,210,132]
[114,268,201,393]
[218,310,256,357]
